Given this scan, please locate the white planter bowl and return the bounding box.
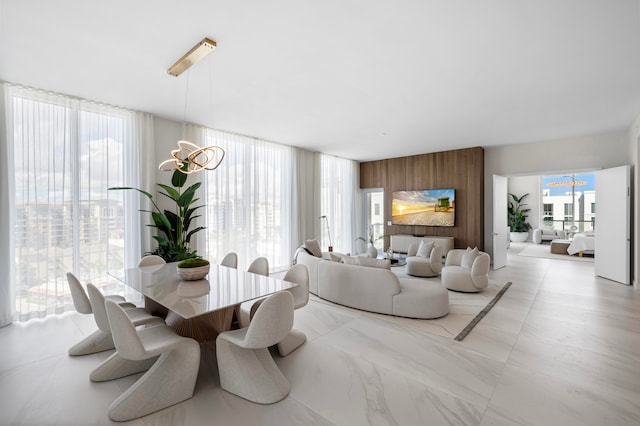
[509,231,529,242]
[177,264,210,281]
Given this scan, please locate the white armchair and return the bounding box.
[405,242,443,277]
[441,248,490,292]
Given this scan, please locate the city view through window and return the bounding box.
[542,173,596,236]
[12,92,129,320]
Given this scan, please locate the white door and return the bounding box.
[595,165,630,285]
[493,175,508,269]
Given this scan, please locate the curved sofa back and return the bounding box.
[295,250,323,295]
[317,260,400,315]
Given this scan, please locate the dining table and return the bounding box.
[109,262,298,342]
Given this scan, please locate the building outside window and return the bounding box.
[9,87,131,320]
[541,173,596,233]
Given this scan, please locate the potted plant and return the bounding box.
[508,192,532,242]
[176,257,210,281]
[109,163,205,262]
[356,224,383,257]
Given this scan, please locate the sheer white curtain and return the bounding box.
[319,153,359,254]
[202,129,294,271]
[125,112,155,263]
[2,84,147,321]
[0,84,15,327]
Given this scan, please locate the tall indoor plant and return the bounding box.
[508,192,532,242]
[109,164,205,262]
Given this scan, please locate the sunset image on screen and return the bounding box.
[391,189,455,227]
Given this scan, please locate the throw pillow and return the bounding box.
[461,247,479,269]
[329,252,345,262]
[416,241,434,258]
[305,239,323,258]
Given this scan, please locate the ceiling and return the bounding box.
[1,0,639,161]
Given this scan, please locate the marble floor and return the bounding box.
[1,243,640,425]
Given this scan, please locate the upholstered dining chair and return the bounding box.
[138,255,169,318]
[241,264,309,356]
[238,257,270,327]
[66,272,132,356]
[220,252,238,269]
[217,291,294,404]
[247,256,269,276]
[137,254,166,267]
[86,283,166,382]
[276,264,309,356]
[104,300,200,422]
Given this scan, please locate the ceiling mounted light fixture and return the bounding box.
[167,37,217,77]
[161,37,225,175]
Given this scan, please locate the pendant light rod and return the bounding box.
[168,37,217,77]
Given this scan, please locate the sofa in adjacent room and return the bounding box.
[532,227,566,244]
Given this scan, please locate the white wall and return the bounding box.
[485,130,630,257]
[507,175,540,241]
[153,117,183,197]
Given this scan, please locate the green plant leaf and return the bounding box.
[164,210,179,229]
[185,226,206,243]
[171,168,188,188]
[157,184,181,201]
[177,184,200,208]
[152,236,169,247]
[108,186,154,200]
[151,211,172,233]
[184,205,205,228]
[184,214,201,232]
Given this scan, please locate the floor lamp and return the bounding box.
[319,215,333,252]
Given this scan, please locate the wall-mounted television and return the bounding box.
[391,189,455,227]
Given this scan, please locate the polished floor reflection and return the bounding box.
[1,243,639,425]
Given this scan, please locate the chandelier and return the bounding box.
[161,37,225,174]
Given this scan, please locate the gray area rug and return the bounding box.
[454,281,512,341]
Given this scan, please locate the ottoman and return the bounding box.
[550,239,571,255]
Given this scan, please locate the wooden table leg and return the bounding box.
[165,307,235,343]
[143,296,169,318]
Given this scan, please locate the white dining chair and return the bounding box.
[237,257,270,327]
[217,291,294,404]
[138,255,169,318]
[137,254,166,267]
[247,256,269,276]
[220,252,238,269]
[239,264,310,356]
[104,300,200,421]
[276,264,309,356]
[66,272,132,356]
[86,283,166,382]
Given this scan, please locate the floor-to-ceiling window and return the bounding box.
[6,86,136,321]
[202,129,294,271]
[319,154,358,254]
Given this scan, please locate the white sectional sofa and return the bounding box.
[295,250,449,319]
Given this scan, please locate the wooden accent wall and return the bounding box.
[360,147,484,250]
